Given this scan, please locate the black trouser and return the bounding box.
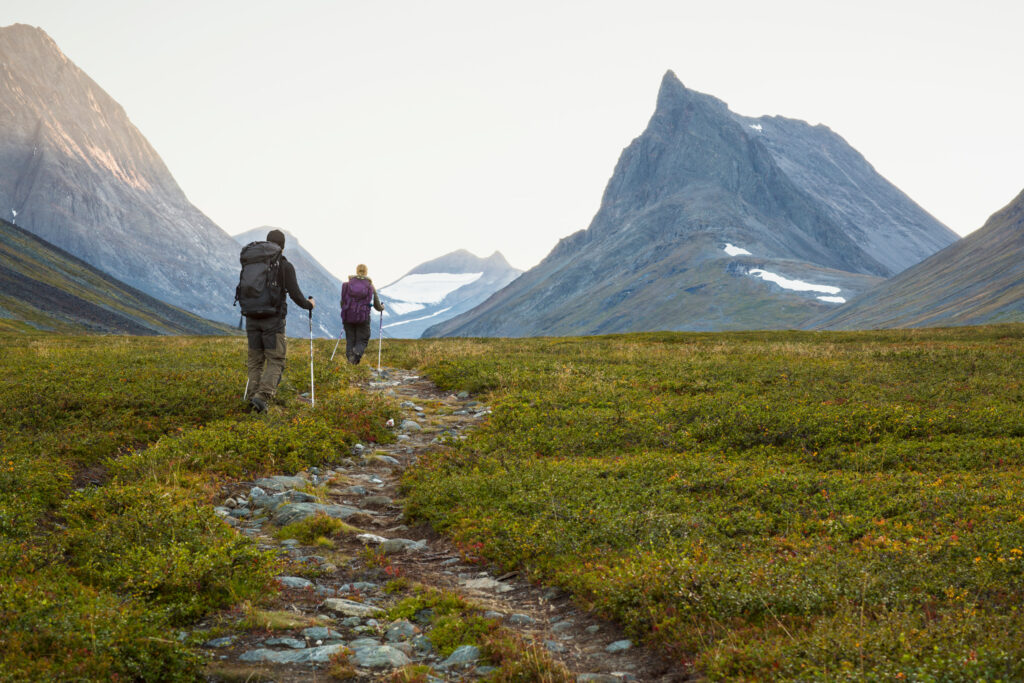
[246,315,287,400]
[343,321,372,364]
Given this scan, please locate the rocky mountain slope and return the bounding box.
[0,217,236,335]
[378,250,522,338]
[812,187,1024,329]
[425,71,957,337]
[0,24,242,325]
[233,227,344,339]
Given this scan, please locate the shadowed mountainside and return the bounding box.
[811,187,1024,329]
[0,217,236,335]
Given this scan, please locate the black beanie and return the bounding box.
[267,229,285,248]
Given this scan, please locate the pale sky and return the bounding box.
[6,0,1023,285]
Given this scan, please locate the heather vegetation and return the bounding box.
[389,326,1024,680]
[0,333,391,680]
[4,326,1024,680]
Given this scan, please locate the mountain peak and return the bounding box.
[654,69,729,118]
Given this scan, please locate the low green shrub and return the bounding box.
[0,568,200,681]
[60,482,277,624]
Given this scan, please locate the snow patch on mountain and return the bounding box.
[723,243,752,256]
[384,307,453,329]
[385,301,426,316]
[748,269,841,295]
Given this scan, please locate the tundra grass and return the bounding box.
[390,326,1024,680]
[0,332,393,680]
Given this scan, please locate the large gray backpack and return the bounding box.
[234,241,283,318]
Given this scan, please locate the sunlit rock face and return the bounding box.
[0,24,242,324]
[425,71,957,337]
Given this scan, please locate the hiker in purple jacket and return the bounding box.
[340,264,384,364]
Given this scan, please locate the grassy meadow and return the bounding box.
[2,326,1024,680]
[0,333,392,680]
[386,327,1024,681]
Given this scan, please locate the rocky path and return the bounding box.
[201,367,682,682]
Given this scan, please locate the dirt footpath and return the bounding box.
[203,367,685,682]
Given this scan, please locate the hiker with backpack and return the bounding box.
[341,264,384,365]
[235,229,315,413]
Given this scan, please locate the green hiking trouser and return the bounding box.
[246,315,287,401]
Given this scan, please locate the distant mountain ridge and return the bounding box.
[233,227,343,339]
[378,250,522,338]
[0,217,236,335]
[812,187,1024,329]
[425,71,957,338]
[0,24,243,325]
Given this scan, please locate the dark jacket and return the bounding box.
[278,256,313,317]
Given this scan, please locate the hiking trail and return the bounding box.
[201,367,681,682]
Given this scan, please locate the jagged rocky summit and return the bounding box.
[425,71,958,337]
[811,187,1024,329]
[0,24,242,326]
[378,250,522,339]
[233,227,343,339]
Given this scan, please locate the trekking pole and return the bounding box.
[243,378,249,400]
[377,309,383,372]
[330,328,343,361]
[308,308,316,408]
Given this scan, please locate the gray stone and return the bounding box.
[250,489,317,511]
[545,640,566,653]
[363,495,393,507]
[213,506,231,517]
[202,636,235,648]
[223,497,238,509]
[351,645,411,669]
[585,624,601,635]
[399,419,421,432]
[273,502,365,526]
[551,620,575,633]
[264,637,306,649]
[577,676,622,683]
[380,538,427,554]
[249,486,266,498]
[302,626,343,641]
[508,613,534,626]
[276,575,313,589]
[605,639,633,654]
[412,634,434,653]
[254,475,307,492]
[238,644,345,664]
[345,485,368,495]
[484,610,505,620]
[280,539,300,548]
[322,598,385,617]
[340,616,362,627]
[457,391,470,399]
[440,644,481,668]
[385,619,419,642]
[374,455,402,467]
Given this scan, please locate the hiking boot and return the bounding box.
[249,395,267,414]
